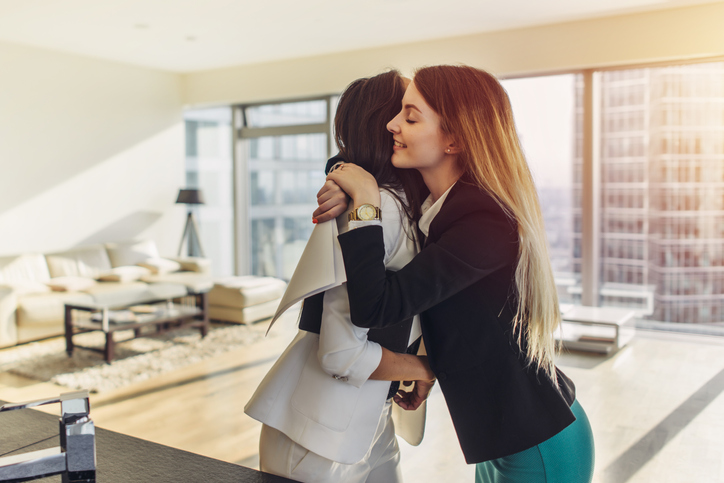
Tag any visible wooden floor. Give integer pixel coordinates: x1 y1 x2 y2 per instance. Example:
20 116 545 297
2 310 724 483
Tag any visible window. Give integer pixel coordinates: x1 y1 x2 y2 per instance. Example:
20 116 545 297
183 60 724 333
599 62 724 326
501 75 579 304
184 107 234 277
236 99 334 280
503 60 724 330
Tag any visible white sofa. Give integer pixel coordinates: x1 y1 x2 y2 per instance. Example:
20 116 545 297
0 240 213 348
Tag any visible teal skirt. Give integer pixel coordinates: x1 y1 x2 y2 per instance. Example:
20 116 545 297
475 400 595 483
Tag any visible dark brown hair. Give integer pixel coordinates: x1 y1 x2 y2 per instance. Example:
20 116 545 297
334 70 426 222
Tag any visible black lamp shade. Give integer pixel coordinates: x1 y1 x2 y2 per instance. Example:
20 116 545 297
176 189 205 205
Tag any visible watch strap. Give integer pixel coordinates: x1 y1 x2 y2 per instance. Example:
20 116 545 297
348 205 381 222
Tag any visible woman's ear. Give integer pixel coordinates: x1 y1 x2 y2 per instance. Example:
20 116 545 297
445 142 462 154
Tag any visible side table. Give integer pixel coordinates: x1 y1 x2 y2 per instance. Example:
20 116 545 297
557 305 636 354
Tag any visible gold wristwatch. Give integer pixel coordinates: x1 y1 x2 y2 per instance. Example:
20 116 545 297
348 204 381 222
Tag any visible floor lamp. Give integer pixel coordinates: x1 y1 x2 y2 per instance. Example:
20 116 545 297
176 188 205 257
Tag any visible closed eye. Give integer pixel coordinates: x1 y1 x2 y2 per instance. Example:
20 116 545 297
405 119 416 124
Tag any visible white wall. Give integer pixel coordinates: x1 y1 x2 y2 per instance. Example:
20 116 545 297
0 41 185 257
2 2 723 257
183 2 724 106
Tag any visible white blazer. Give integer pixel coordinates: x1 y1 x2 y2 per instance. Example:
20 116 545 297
245 189 425 464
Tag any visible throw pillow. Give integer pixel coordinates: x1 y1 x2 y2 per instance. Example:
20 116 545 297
137 258 182 275
174 257 212 273
46 276 97 292
105 240 160 268
97 266 152 283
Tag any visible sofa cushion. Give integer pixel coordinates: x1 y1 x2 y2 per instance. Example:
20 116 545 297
137 258 182 275
46 276 97 292
16 291 95 343
209 276 287 308
1 280 52 296
82 281 188 306
209 298 281 325
105 240 160 268
142 272 213 294
170 257 212 274
97 265 152 282
45 245 113 279
0 254 51 285
16 291 94 327
142 282 190 301
82 281 153 306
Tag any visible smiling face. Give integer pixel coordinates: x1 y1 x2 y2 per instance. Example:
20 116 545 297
386 81 456 176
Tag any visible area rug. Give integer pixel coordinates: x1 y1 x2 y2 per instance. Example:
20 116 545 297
0 323 268 394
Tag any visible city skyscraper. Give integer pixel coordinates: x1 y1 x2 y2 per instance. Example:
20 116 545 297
573 62 724 325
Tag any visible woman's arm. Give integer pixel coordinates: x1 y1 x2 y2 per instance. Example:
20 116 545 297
325 164 518 330
370 349 434 382
318 286 434 402
313 163 380 223
372 349 435 412
339 210 516 330
317 283 382 388
341 187 517 333
318 190 432 386
325 163 381 208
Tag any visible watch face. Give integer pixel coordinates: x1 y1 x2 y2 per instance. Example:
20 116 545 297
358 204 377 220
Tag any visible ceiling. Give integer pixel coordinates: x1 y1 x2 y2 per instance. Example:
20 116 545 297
0 0 719 73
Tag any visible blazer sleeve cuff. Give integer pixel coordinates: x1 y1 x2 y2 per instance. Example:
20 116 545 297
338 225 385 261
342 342 382 388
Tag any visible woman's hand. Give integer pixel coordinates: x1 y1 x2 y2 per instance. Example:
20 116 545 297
393 355 435 411
326 163 381 208
394 379 435 411
313 180 349 224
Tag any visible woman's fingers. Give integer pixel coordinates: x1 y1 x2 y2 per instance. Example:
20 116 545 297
394 379 435 411
316 179 340 202
313 199 347 223
312 180 349 223
317 180 346 205
393 390 414 410
327 165 382 207
327 164 377 196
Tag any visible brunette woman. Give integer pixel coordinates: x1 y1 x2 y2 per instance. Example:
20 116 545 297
245 70 433 483
324 65 595 483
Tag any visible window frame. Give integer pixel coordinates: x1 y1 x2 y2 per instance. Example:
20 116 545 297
232 95 337 276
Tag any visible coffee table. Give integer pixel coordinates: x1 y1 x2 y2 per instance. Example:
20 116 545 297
64 292 209 363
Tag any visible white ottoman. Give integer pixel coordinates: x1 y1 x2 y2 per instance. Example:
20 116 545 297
208 276 287 324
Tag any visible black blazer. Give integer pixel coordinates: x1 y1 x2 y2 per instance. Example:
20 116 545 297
338 180 576 464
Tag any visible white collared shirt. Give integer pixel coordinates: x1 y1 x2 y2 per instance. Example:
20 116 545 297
417 182 456 238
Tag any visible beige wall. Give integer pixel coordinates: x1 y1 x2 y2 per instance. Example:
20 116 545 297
183 2 724 107
2 2 723 257
0 41 185 257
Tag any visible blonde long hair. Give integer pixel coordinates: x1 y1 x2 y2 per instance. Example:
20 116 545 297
414 65 560 381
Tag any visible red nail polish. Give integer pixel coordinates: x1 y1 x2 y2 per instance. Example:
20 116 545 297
312 218 318 224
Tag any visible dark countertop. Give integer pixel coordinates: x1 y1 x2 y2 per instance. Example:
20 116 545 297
0 400 297 482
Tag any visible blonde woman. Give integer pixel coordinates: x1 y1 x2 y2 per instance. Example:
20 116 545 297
321 65 595 482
